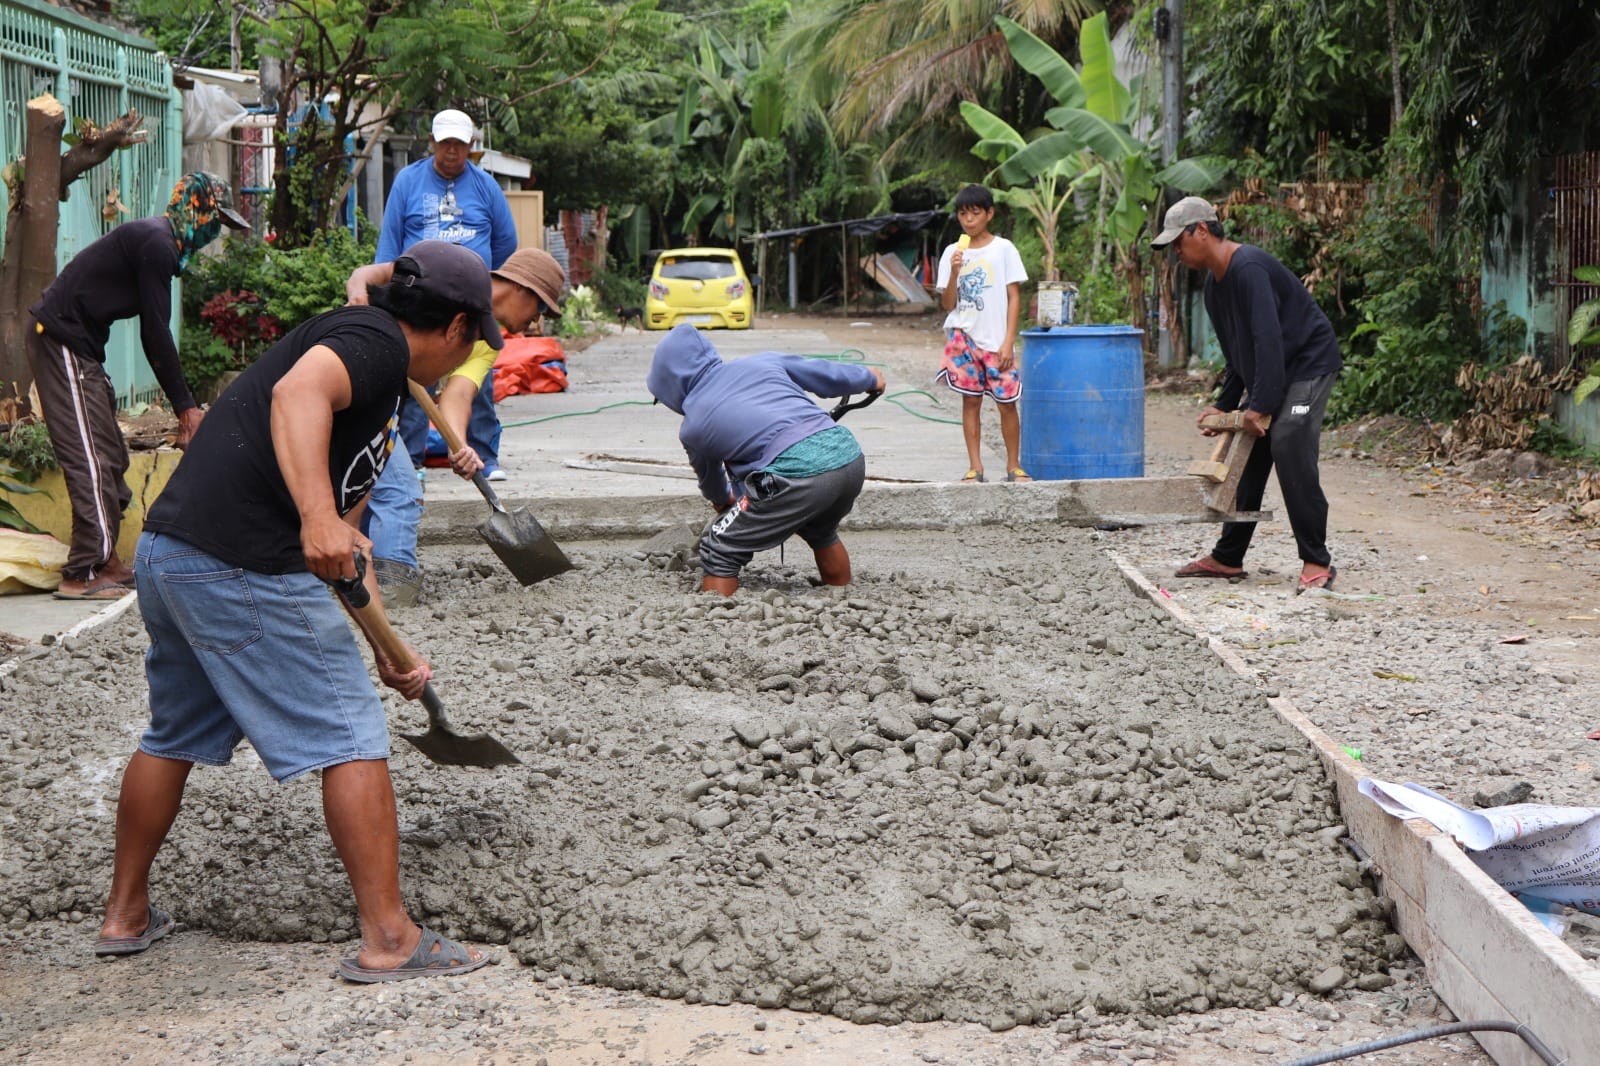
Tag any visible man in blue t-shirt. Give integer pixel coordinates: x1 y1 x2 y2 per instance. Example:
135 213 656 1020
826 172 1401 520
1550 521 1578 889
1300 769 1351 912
370 108 519 601
1154 197 1343 593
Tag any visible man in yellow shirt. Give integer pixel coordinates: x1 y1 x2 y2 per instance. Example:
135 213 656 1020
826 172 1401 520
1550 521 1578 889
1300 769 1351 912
345 248 566 602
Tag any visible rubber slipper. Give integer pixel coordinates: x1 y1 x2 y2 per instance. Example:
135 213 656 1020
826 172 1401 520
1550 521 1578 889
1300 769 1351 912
1297 565 1338 594
1005 467 1033 482
54 579 132 601
1173 560 1248 580
960 470 986 483
338 925 488 984
94 905 174 957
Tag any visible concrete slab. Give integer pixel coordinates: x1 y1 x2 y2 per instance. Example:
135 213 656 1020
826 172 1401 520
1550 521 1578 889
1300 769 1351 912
1110 551 1600 1066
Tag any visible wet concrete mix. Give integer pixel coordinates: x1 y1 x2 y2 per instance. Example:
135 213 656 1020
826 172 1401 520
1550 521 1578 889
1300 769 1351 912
0 527 1400 1029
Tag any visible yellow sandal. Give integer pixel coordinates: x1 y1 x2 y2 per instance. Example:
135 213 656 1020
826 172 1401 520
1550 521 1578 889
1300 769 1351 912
1006 467 1033 482
960 469 986 483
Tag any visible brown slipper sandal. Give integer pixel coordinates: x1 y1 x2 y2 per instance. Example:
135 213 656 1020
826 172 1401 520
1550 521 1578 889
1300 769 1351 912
1173 560 1248 580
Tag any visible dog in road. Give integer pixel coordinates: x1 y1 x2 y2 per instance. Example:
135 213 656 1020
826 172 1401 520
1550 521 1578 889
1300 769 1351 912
616 306 644 332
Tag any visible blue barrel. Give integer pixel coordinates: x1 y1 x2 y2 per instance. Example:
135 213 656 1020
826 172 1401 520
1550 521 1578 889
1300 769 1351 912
1019 326 1145 480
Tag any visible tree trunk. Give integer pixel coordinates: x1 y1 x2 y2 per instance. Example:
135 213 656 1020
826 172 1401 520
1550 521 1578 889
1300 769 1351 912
58 108 146 195
1386 0 1404 132
0 95 68 412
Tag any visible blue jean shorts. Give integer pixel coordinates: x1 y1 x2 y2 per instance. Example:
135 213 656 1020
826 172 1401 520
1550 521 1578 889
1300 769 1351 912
133 531 390 781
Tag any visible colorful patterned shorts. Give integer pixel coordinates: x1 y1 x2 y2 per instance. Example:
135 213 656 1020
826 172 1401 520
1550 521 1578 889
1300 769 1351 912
936 329 1022 402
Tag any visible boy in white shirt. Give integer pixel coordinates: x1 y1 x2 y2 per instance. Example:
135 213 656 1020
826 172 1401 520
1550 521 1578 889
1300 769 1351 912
935 184 1031 482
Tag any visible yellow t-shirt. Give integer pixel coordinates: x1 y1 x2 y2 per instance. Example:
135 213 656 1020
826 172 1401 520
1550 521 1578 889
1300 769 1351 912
448 340 497 389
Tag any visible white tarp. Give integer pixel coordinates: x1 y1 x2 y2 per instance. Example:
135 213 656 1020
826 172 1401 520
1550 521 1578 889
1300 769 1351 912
1360 778 1600 915
182 83 248 144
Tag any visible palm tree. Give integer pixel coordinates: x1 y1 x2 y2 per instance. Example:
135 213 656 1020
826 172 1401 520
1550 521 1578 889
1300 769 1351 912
774 0 1101 165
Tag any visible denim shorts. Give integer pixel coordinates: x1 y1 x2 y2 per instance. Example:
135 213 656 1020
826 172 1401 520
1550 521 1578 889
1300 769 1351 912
134 531 390 781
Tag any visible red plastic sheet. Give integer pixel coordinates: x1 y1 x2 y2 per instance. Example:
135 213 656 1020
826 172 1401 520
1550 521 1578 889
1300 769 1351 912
493 335 568 400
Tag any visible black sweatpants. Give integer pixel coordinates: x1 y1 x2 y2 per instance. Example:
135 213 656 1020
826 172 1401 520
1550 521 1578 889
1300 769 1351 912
24 318 133 582
1211 372 1337 569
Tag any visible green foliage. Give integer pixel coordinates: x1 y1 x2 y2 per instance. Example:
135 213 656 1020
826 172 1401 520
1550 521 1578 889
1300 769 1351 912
0 460 46 534
589 268 647 313
0 423 57 483
255 228 377 325
180 322 240 398
1325 188 1497 421
1567 267 1600 405
1187 0 1392 176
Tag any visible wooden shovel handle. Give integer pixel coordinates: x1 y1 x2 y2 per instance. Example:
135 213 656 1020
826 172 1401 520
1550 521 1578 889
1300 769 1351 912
335 568 418 673
408 380 467 455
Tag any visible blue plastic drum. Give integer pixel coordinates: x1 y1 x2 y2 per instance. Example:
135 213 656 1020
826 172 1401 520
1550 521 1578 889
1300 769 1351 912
1018 325 1145 480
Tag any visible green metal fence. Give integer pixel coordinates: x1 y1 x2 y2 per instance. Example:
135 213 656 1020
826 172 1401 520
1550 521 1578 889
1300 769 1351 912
1 0 182 407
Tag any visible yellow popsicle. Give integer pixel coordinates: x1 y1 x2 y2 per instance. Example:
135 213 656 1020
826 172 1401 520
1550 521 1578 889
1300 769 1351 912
957 234 971 250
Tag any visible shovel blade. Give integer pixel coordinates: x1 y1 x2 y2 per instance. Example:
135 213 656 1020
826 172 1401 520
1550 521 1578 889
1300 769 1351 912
477 507 573 585
400 727 521 768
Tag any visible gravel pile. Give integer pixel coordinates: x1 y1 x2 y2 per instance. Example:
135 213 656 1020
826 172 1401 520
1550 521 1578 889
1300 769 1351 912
0 527 1399 1029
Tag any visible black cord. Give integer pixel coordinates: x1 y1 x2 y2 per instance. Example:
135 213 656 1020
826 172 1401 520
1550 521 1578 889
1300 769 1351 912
1278 1020 1562 1066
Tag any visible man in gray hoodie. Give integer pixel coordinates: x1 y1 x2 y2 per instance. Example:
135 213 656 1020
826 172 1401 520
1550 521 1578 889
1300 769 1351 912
647 324 884 595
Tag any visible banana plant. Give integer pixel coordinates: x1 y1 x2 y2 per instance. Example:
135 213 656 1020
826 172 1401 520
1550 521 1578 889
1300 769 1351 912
1568 266 1600 404
962 13 1225 297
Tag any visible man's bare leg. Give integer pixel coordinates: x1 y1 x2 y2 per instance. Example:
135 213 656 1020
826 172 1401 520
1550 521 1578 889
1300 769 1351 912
99 751 192 940
323 759 481 970
814 540 851 586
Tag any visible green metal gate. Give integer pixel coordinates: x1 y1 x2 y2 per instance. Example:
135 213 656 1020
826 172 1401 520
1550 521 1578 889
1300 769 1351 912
1 0 182 407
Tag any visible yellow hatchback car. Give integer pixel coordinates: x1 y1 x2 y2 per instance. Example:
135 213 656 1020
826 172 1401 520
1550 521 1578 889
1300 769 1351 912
645 247 755 330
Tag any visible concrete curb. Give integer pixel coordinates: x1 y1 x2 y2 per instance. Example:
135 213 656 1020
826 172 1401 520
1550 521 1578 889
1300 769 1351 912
418 476 1238 545
1109 551 1600 1066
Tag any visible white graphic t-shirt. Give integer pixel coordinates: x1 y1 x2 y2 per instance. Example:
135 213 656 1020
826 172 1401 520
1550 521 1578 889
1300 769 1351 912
936 235 1028 352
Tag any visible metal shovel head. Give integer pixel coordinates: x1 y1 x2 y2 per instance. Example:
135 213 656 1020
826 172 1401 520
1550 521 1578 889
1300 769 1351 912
477 507 574 585
401 727 521 768
400 683 521 768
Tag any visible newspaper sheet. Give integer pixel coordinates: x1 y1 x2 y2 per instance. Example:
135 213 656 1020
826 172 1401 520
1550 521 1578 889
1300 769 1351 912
1359 778 1600 914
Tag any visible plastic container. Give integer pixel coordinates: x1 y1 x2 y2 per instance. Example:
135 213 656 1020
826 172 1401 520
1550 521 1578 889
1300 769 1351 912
1019 325 1145 480
1035 282 1078 327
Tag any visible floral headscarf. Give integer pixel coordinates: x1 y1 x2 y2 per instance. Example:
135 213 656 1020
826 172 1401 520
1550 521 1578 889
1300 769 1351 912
165 171 233 270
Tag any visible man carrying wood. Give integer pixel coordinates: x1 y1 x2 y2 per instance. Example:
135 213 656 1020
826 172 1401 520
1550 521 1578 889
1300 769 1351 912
1154 197 1343 592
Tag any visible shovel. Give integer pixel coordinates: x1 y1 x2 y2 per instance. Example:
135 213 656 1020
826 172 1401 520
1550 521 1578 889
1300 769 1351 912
332 554 520 768
408 380 573 585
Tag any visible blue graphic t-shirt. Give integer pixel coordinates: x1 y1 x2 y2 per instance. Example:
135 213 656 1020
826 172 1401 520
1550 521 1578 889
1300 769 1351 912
375 158 517 269
936 235 1028 351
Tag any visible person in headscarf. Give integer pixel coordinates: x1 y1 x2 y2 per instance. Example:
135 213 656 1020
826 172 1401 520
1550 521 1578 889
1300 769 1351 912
25 171 249 600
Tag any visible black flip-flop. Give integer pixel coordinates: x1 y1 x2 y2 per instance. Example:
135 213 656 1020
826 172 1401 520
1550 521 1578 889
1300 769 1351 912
93 905 174 957
338 925 488 984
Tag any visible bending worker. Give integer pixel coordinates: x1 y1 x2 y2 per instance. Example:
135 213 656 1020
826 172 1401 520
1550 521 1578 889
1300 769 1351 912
26 172 247 600
647 324 885 595
346 247 567 603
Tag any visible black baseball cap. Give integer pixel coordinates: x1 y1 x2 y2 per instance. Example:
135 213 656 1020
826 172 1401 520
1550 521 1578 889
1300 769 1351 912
393 241 505 349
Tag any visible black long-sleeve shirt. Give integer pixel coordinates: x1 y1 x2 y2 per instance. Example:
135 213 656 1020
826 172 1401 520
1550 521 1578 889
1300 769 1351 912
1203 244 1342 415
29 216 195 413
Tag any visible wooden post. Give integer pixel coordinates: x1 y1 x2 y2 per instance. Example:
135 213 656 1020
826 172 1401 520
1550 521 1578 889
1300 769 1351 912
0 95 68 408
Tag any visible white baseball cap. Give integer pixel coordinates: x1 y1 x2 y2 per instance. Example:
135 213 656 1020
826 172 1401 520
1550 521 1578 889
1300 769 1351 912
431 109 476 145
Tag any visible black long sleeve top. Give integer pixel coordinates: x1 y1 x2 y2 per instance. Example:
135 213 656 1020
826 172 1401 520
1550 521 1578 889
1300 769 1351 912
29 216 195 413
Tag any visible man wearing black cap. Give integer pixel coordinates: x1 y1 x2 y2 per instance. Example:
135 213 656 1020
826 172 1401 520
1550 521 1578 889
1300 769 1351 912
94 240 501 984
345 246 566 602
26 171 248 600
1153 196 1343 592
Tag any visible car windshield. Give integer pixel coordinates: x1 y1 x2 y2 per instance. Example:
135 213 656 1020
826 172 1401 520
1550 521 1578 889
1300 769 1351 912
659 256 739 281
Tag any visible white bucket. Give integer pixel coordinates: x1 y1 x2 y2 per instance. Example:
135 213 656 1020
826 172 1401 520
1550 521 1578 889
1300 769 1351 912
1036 282 1078 327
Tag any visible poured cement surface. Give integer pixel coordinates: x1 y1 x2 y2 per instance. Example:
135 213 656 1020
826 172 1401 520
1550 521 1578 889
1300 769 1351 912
0 527 1397 1030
